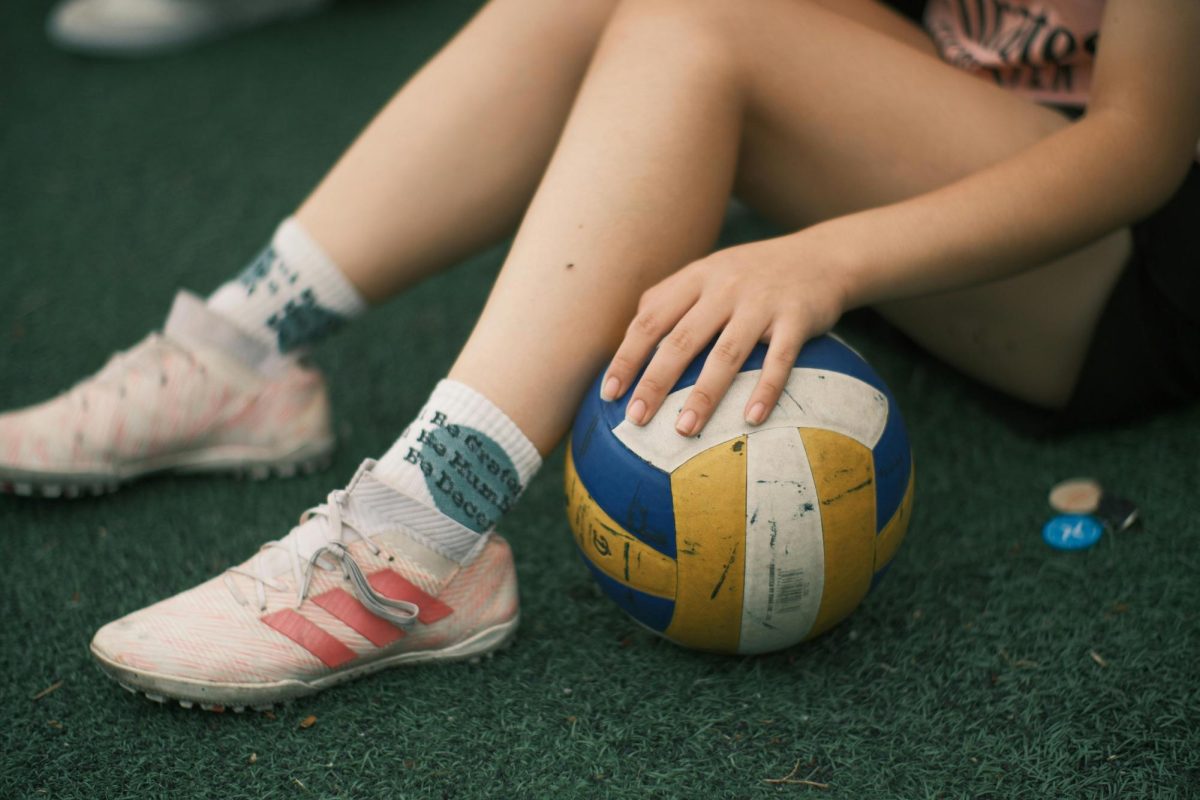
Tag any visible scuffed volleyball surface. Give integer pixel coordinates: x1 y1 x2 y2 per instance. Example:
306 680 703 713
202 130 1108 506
566 335 914 654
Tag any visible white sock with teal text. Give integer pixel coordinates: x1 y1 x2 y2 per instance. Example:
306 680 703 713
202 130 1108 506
207 217 365 362
373 380 543 537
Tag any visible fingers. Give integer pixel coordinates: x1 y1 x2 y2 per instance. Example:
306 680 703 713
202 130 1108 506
602 280 809 436
743 324 804 426
672 315 766 436
623 301 728 428
600 251 825 437
601 277 699 404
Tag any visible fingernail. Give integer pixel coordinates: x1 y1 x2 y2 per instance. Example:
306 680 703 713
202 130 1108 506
601 376 620 401
746 402 765 425
675 408 697 436
627 398 647 425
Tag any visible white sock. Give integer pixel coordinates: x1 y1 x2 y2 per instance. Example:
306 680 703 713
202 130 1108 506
373 380 543 537
207 217 365 360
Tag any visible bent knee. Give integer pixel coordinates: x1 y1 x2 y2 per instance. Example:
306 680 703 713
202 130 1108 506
598 0 899 99
601 0 747 76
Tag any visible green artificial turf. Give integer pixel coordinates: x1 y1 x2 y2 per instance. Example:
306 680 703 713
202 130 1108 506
2 2 1199 797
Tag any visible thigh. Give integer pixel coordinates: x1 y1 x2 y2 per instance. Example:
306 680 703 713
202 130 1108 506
718 0 1132 408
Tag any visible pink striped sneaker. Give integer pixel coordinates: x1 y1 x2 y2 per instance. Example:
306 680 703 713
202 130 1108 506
0 291 333 497
90 460 520 710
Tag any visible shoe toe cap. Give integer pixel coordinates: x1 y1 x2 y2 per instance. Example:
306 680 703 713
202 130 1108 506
91 580 329 687
91 613 173 675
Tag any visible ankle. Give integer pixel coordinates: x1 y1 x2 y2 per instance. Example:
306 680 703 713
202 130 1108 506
206 217 366 358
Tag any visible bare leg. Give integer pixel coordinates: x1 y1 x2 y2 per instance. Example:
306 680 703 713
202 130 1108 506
294 0 618 303
448 0 1131 455
449 3 744 452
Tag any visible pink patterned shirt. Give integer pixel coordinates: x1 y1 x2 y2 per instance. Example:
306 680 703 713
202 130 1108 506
924 0 1103 108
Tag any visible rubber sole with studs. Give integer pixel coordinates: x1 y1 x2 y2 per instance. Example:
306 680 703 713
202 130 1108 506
94 616 518 711
0 441 333 499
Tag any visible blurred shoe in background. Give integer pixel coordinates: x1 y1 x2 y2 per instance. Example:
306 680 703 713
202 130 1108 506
47 0 330 56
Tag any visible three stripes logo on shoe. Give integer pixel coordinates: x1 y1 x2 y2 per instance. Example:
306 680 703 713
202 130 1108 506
262 568 454 668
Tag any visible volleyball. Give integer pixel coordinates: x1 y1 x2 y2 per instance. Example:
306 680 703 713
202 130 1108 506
564 334 914 655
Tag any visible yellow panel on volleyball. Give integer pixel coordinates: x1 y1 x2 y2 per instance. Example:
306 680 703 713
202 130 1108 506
665 435 748 652
799 427 877 640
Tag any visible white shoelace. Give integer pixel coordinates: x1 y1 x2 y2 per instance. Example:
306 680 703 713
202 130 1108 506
71 334 182 407
225 488 421 627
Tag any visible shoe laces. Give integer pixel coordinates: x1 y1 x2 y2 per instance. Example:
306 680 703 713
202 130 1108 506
71 333 190 406
225 488 421 628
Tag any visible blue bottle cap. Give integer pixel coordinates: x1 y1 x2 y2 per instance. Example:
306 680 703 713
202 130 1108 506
1042 514 1104 551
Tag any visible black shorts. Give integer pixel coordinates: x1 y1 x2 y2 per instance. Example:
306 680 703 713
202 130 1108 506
1051 161 1200 432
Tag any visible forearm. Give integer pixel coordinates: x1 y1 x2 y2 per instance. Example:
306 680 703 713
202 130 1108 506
823 110 1197 310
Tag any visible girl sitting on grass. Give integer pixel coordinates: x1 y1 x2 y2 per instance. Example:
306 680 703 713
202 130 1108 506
1 0 1196 709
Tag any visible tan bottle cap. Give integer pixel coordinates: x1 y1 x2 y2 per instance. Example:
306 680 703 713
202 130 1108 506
1048 477 1103 515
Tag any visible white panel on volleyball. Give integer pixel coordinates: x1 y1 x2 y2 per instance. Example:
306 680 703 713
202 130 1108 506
612 367 888 473
739 426 825 653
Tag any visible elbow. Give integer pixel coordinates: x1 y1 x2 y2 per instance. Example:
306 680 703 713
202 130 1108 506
1091 109 1199 220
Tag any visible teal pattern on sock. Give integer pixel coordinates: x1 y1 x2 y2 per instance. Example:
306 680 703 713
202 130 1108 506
236 245 277 295
208 218 365 361
266 289 346 353
402 421 521 532
236 244 303 299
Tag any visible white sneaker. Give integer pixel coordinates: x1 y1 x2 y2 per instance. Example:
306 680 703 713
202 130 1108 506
46 0 329 57
0 291 334 497
91 461 520 710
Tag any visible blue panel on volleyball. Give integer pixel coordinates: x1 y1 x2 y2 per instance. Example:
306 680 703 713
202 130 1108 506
581 558 674 633
571 380 678 559
871 408 911 533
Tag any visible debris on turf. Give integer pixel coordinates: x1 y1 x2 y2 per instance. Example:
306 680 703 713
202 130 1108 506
1090 650 1109 668
1096 494 1140 533
31 680 63 701
764 759 831 789
247 752 258 765
1041 477 1146 552
998 648 1039 669
299 714 317 729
